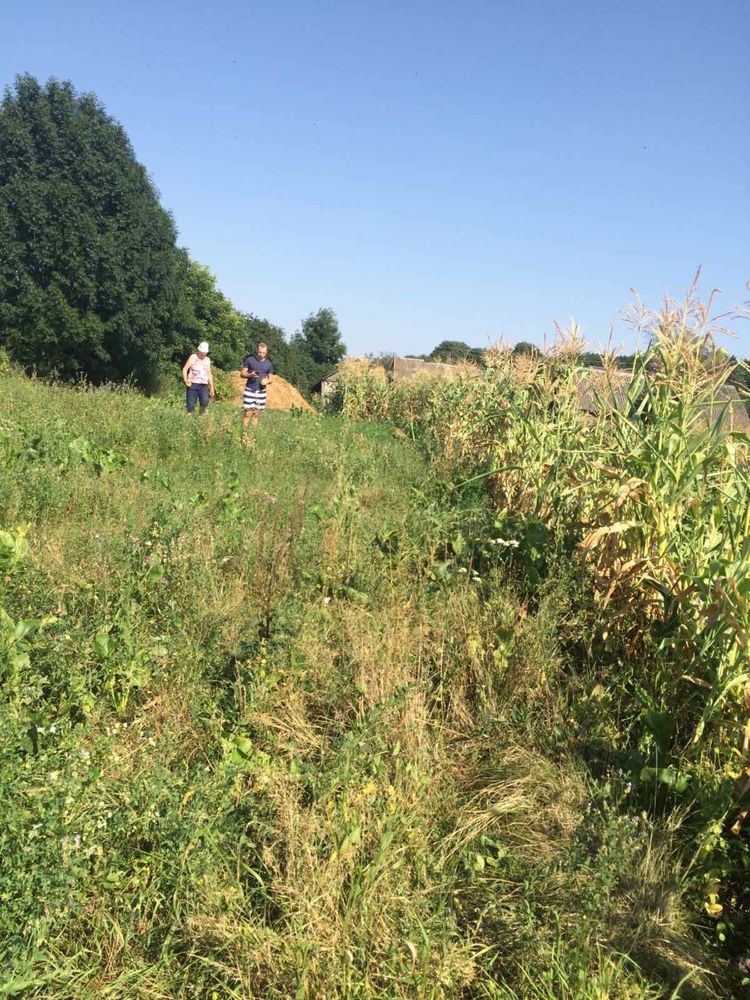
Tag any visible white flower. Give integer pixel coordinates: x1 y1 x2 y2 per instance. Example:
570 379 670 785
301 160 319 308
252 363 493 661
492 538 520 548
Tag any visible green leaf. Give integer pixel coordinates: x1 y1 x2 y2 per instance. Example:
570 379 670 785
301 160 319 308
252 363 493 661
13 618 39 641
338 825 362 857
640 765 691 794
451 532 466 556
94 631 110 659
224 734 253 764
643 710 675 756
146 560 165 584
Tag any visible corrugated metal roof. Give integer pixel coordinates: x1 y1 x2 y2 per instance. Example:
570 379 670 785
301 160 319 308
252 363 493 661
389 357 460 380
574 369 632 413
694 384 750 433
574 368 750 433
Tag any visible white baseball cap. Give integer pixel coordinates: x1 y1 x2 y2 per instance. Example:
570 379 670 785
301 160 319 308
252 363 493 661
197 341 209 354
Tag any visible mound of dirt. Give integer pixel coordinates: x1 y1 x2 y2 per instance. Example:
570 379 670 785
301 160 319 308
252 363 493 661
228 371 315 413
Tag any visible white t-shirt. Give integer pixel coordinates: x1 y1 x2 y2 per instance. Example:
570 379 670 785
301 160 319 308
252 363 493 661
186 354 211 384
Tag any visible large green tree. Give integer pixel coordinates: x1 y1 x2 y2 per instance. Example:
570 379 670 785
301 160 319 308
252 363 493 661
294 307 345 367
0 75 182 384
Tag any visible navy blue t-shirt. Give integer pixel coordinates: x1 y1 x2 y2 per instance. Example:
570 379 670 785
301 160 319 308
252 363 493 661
242 355 274 391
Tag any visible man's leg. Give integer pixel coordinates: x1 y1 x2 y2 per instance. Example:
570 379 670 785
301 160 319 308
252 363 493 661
252 391 267 426
186 385 197 416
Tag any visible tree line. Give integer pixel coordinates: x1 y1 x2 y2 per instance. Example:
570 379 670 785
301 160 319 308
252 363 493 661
0 75 344 394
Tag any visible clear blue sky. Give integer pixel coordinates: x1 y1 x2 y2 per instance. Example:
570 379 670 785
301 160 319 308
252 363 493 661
2 0 749 356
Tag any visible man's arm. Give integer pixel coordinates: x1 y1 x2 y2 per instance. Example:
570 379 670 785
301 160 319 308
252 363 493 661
182 356 193 386
208 364 215 398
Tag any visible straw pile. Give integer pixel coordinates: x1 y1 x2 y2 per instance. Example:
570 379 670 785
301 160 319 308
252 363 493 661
228 371 315 412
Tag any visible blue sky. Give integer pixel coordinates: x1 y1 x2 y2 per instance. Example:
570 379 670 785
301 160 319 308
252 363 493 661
2 0 749 356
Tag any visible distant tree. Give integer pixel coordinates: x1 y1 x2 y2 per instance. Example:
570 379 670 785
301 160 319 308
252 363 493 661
429 340 486 366
512 341 540 357
580 351 603 367
0 75 183 385
616 353 638 370
295 307 345 366
366 351 394 371
174 259 246 369
430 340 472 361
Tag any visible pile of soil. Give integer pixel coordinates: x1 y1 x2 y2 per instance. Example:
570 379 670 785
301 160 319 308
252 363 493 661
228 371 315 413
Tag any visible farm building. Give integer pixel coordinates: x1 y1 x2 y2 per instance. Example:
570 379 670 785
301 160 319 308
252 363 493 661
574 368 750 433
312 370 339 403
692 384 750 433
313 357 460 400
574 369 632 414
388 356 461 381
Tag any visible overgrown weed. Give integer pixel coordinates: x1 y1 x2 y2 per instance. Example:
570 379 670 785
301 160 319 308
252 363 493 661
0 358 738 997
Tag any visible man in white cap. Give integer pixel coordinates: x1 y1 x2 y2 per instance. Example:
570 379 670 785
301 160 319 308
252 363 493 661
182 342 215 416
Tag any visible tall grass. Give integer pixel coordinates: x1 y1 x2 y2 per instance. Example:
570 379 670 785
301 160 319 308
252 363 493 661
331 288 750 965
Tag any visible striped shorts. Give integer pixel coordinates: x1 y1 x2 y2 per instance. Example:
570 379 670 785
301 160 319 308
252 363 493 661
243 388 268 411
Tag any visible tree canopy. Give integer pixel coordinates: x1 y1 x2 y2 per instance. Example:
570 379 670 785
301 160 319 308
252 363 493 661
0 74 183 385
429 340 485 365
173 258 246 370
295 308 345 367
512 341 540 357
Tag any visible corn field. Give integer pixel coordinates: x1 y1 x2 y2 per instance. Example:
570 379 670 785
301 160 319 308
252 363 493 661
332 291 750 895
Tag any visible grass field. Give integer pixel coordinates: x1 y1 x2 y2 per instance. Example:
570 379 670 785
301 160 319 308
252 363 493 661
0 371 741 998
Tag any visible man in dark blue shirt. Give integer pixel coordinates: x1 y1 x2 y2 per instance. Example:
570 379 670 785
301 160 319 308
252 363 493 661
241 342 275 428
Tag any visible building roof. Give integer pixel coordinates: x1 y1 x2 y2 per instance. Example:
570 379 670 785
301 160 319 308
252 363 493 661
311 371 339 393
574 369 631 413
694 384 750 434
573 368 750 433
389 356 461 379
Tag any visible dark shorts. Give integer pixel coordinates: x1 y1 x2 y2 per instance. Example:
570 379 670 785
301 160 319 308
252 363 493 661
186 383 210 412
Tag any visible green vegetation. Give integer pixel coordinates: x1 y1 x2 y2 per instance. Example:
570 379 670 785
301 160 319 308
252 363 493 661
331 293 750 996
294 307 346 368
428 341 486 367
1 323 743 997
0 75 182 386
